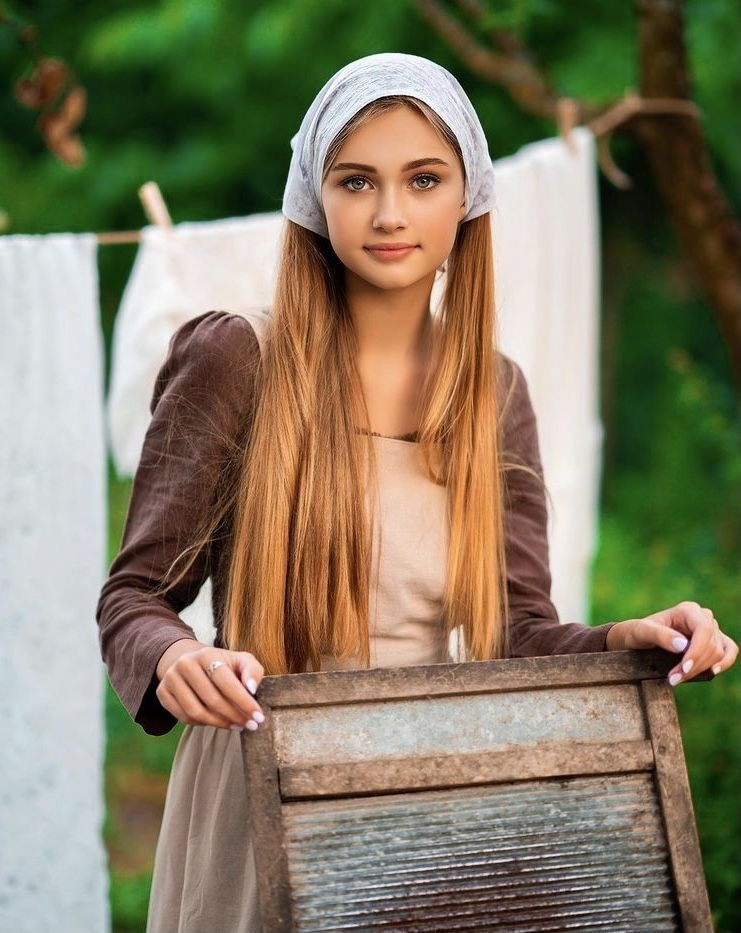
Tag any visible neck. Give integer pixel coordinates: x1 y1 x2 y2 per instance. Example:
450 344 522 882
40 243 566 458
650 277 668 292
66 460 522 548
346 270 436 367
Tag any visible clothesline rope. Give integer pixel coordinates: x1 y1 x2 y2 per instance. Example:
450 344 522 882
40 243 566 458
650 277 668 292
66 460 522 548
94 92 702 245
96 180 171 244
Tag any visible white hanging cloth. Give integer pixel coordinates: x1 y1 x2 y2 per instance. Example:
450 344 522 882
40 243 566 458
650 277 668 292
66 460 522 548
0 233 110 932
106 127 602 628
494 126 603 624
106 212 284 477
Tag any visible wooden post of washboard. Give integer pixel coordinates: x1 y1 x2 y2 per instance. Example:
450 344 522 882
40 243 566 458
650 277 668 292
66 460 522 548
242 648 714 931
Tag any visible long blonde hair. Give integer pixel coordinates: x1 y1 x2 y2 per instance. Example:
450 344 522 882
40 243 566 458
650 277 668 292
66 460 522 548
156 94 522 674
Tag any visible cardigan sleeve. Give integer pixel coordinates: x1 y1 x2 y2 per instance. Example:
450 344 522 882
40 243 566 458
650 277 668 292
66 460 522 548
96 310 261 735
499 354 618 657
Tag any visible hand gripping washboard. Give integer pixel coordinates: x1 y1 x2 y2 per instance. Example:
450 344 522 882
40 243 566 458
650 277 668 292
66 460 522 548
241 649 713 931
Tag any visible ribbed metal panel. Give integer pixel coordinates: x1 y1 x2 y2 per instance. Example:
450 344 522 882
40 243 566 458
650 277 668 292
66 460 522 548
284 773 679 931
273 685 645 768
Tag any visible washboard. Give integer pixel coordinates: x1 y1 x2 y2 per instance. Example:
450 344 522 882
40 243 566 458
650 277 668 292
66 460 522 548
242 648 713 931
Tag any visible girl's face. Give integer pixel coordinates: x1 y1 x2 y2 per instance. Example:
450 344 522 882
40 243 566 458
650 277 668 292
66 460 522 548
321 106 467 292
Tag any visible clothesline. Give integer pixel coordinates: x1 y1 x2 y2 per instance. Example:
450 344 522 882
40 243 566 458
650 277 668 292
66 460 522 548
93 93 701 245
96 179 172 245
97 230 142 244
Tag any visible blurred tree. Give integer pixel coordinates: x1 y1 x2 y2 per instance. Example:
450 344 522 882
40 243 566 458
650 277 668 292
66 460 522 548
1 8 87 166
1 1 738 928
412 0 741 393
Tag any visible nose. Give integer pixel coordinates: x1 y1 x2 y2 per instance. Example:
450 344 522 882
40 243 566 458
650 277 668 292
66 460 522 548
372 186 408 232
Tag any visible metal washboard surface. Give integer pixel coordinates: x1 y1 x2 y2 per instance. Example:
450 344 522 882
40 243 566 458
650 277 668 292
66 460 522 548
285 774 677 930
243 651 715 931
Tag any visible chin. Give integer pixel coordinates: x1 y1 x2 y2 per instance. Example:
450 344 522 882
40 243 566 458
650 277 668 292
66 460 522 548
359 257 440 286
364 271 430 291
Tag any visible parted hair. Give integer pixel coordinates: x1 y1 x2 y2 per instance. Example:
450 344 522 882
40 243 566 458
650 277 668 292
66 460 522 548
154 95 529 674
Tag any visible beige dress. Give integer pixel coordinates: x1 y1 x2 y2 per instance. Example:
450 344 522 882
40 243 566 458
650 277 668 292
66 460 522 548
94 310 616 931
146 433 453 933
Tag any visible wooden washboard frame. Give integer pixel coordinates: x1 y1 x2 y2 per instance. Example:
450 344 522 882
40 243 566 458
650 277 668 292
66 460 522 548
241 649 714 931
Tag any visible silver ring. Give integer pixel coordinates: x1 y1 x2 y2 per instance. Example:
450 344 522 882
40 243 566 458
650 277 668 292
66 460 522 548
206 660 226 679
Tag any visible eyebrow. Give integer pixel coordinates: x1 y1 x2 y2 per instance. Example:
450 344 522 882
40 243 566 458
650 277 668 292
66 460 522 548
330 157 450 173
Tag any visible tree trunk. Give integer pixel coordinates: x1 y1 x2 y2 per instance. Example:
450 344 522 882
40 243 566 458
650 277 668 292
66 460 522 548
412 0 741 396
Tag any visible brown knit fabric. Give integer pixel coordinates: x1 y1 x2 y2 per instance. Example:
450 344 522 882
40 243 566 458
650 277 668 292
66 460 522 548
96 309 617 739
96 309 618 931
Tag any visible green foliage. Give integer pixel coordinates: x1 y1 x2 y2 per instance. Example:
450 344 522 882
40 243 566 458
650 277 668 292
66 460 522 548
591 341 741 931
109 873 153 933
686 0 741 195
105 675 183 776
2 1 739 929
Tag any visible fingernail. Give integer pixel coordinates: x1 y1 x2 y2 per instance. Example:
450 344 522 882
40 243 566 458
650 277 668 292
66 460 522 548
252 710 265 724
668 672 682 686
682 659 694 674
672 636 689 652
712 664 721 675
245 720 259 731
246 677 258 695
230 724 244 733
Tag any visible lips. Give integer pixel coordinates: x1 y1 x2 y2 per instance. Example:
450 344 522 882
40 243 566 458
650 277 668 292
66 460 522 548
365 244 419 261
366 242 417 250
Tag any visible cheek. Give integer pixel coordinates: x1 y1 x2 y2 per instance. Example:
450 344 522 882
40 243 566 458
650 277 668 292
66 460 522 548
322 191 358 239
414 202 463 251
326 218 357 260
322 184 463 244
424 185 464 220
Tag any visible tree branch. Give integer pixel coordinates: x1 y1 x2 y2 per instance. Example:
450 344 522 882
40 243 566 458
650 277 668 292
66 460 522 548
633 0 741 389
412 0 604 122
411 0 741 392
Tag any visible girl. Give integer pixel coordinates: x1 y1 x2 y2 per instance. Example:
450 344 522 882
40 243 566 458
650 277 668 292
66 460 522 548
96 52 737 931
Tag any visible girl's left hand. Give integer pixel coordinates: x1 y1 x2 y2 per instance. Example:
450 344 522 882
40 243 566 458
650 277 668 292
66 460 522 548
606 600 738 686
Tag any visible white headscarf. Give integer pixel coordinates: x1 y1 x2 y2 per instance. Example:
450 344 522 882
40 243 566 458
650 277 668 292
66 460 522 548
281 52 496 239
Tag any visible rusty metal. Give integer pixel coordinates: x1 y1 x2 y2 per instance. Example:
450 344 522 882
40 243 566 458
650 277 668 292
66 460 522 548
284 775 676 930
242 649 713 931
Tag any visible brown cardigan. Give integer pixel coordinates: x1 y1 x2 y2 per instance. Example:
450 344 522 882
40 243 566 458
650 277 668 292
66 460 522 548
96 310 617 735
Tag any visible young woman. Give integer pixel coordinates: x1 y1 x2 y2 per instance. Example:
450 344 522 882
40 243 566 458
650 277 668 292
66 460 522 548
96 52 737 931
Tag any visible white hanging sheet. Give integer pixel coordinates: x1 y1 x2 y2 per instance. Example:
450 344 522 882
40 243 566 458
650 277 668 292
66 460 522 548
0 232 110 932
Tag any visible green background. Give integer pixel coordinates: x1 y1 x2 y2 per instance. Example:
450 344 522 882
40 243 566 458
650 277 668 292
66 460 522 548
2 1 739 929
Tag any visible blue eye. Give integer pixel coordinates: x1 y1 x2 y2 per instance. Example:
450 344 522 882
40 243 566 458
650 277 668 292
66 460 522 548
341 173 441 192
343 176 369 192
413 174 440 190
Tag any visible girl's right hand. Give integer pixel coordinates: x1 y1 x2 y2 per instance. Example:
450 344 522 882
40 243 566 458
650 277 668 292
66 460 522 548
155 640 266 733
